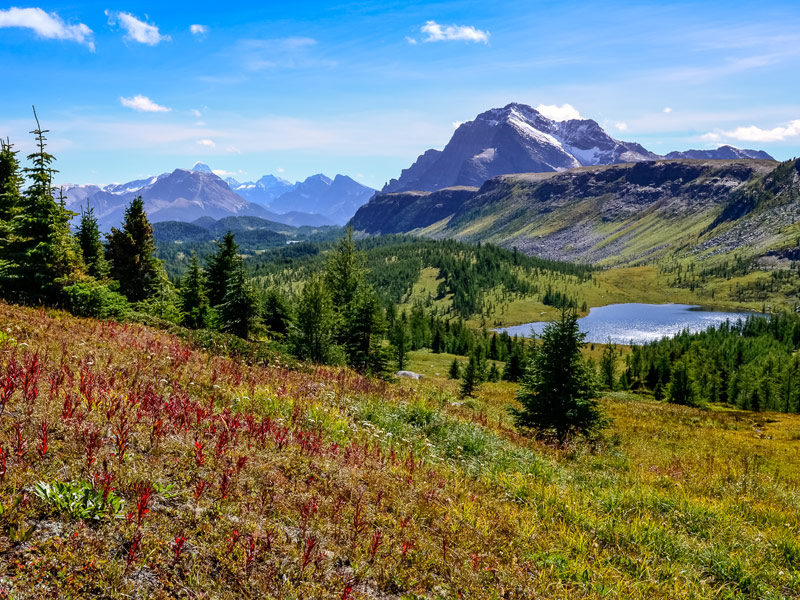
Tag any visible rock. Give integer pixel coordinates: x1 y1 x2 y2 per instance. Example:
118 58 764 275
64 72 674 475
395 371 423 380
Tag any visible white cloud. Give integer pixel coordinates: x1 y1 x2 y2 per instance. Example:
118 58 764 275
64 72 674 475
191 109 202 117
708 120 800 143
452 121 464 129
106 11 170 45
535 103 582 121
405 36 418 45
196 139 216 147
120 95 171 113
277 167 285 173
615 122 628 131
0 7 94 51
420 21 489 44
190 24 208 36
212 169 236 176
663 107 672 113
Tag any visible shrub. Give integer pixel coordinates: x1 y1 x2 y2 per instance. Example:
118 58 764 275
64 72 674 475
62 280 131 320
33 480 124 521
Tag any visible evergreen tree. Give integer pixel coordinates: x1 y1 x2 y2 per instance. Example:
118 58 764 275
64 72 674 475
487 362 500 382
262 288 293 338
391 310 410 370
179 253 210 329
599 341 618 390
668 358 696 406
512 309 604 441
459 350 480 398
0 139 23 286
206 231 240 307
502 345 526 382
345 284 388 374
6 111 80 301
448 358 461 380
76 205 109 279
106 196 162 302
291 275 336 363
324 226 364 312
218 265 260 339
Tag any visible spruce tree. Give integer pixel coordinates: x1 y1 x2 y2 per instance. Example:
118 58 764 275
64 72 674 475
0 139 23 288
106 196 162 302
391 311 410 370
324 226 364 312
599 341 618 390
218 265 260 339
345 284 387 373
179 253 210 329
206 230 239 307
512 309 604 441
76 205 109 279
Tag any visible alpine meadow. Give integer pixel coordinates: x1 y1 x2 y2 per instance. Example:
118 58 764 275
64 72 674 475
2 2 800 599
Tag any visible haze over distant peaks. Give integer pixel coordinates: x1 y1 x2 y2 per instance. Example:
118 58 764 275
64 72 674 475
384 103 774 193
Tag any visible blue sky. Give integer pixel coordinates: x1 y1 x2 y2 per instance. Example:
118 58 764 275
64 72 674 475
1 1 799 188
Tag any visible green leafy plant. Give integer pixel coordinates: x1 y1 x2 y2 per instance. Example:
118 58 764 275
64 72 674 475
33 480 124 521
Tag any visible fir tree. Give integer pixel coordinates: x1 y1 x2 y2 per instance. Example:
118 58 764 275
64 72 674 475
512 309 604 441
324 226 364 312
218 265 260 339
0 139 23 287
345 284 387 374
502 345 526 382
76 205 109 279
391 311 410 370
599 341 618 390
206 231 240 307
179 253 210 329
106 196 162 302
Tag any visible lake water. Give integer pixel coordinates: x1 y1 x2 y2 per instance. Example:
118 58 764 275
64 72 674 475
495 303 760 345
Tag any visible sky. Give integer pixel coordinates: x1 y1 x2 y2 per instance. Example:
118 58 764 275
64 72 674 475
1 0 799 189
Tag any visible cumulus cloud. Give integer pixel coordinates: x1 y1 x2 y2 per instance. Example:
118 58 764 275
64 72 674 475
418 21 489 44
452 121 464 129
196 139 216 147
535 103 582 121
0 7 94 50
615 122 629 131
106 11 170 45
704 119 800 143
190 24 208 36
120 95 171 113
212 169 236 176
663 107 673 113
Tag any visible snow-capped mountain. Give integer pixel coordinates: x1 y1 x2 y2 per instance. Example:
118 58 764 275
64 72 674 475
224 173 296 206
383 103 772 192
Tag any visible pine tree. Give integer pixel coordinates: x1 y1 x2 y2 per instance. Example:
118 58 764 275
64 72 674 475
106 196 162 302
179 253 210 329
512 309 604 441
291 275 336 363
206 231 240 307
76 205 109 279
448 358 461 380
218 265 260 339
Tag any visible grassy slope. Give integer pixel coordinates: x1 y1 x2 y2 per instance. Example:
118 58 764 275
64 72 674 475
1 304 799 598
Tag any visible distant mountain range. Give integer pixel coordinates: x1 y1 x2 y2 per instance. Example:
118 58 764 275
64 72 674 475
224 170 375 225
60 164 375 231
383 103 774 192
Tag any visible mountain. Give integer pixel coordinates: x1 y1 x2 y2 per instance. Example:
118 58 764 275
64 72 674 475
352 158 800 265
226 174 296 206
664 145 774 160
383 103 772 193
61 169 334 230
191 162 214 174
267 174 375 225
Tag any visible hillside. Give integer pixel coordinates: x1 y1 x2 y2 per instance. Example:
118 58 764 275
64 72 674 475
1 302 800 598
353 158 800 265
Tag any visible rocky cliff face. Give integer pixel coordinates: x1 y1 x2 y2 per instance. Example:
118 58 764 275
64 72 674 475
353 158 799 265
383 103 773 194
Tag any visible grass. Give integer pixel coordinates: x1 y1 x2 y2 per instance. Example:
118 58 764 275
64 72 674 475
1 302 799 598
